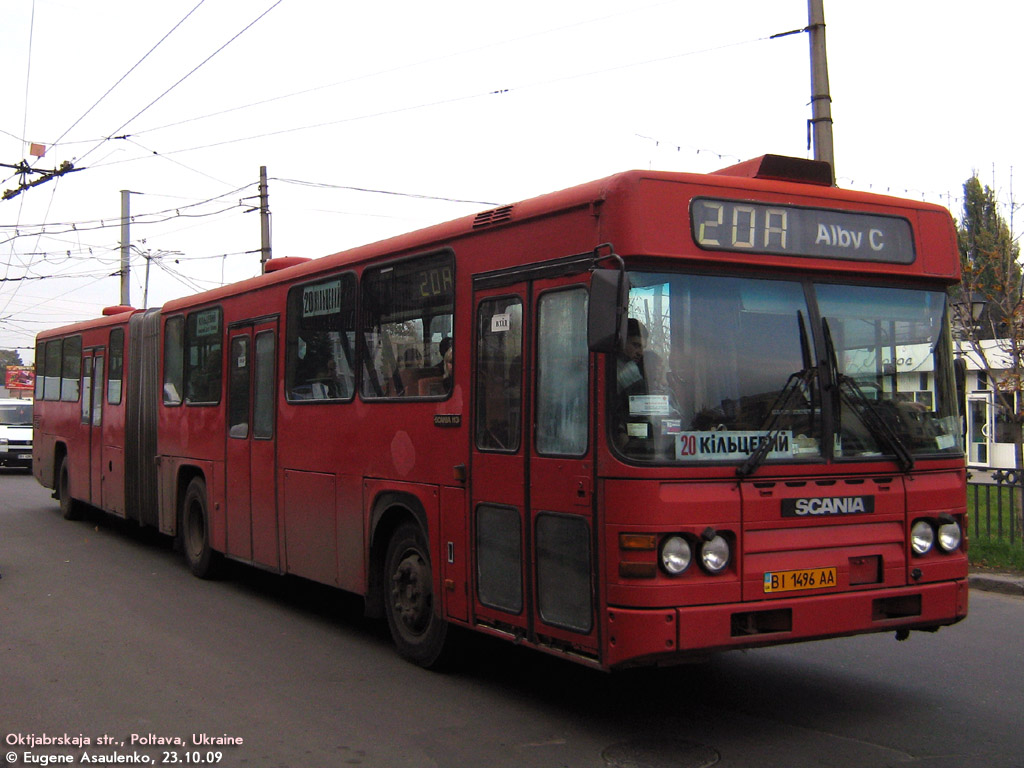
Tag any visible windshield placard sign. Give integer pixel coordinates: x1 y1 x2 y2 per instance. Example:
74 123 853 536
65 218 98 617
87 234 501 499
675 430 795 461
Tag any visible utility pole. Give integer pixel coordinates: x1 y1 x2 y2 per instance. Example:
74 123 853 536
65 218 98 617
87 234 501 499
120 190 131 306
807 0 835 183
259 166 272 271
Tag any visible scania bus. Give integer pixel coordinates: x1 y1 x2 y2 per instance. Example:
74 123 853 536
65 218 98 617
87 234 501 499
33 155 968 669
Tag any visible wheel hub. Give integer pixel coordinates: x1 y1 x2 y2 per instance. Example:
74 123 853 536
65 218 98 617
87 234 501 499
391 552 430 634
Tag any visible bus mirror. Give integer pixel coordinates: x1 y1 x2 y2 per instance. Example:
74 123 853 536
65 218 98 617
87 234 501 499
588 269 629 353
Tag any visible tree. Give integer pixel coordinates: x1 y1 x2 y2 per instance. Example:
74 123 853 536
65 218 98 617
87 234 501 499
958 176 1021 301
0 349 24 370
955 174 1024 531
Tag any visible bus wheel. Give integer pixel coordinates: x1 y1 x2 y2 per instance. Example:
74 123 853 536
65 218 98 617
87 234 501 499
384 522 448 667
58 456 82 521
181 477 220 579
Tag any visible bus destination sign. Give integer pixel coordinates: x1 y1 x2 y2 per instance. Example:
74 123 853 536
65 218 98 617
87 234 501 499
691 198 915 264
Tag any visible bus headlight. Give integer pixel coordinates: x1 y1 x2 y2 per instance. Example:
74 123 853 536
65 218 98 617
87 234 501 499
700 534 731 574
937 518 962 553
910 520 935 556
659 535 692 575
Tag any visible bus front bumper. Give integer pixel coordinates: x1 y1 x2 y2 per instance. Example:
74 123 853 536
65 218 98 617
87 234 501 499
604 579 968 669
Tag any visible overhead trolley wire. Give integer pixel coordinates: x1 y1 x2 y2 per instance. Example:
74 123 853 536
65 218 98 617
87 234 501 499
121 0 685 141
76 0 285 167
47 0 209 156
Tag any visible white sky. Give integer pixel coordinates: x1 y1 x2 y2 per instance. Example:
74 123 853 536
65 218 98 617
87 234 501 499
2 0 1020 362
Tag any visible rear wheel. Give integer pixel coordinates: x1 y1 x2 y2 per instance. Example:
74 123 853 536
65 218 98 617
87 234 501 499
384 522 449 667
181 477 221 578
58 456 82 520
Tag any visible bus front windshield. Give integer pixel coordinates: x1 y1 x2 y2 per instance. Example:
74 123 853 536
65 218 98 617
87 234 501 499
612 271 962 467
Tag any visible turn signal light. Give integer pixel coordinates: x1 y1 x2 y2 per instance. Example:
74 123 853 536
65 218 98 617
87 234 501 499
619 533 657 550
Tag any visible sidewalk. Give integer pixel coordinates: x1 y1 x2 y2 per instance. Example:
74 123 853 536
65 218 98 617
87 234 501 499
969 569 1024 597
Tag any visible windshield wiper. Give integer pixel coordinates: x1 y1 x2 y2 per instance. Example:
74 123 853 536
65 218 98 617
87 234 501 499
737 312 816 479
822 318 914 473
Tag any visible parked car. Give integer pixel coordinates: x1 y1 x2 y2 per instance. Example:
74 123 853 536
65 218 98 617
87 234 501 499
0 398 33 470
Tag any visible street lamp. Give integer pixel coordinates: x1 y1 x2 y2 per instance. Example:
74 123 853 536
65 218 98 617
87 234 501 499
131 246 183 308
953 292 987 340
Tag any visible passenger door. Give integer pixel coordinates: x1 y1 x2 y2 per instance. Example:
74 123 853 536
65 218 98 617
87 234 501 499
225 319 280 568
470 274 596 652
470 285 529 635
526 278 596 650
80 350 104 507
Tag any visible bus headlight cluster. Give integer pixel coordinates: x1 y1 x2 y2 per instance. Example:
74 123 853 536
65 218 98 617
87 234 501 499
659 531 731 575
911 516 962 556
623 530 734 579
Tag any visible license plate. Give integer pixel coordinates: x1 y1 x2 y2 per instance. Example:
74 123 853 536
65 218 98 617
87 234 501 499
17 454 32 460
763 567 837 593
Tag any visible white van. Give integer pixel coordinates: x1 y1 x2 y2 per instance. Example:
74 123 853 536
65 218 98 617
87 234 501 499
0 398 33 470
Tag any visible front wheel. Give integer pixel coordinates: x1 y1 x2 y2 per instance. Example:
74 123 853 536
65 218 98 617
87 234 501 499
181 477 221 579
383 522 449 667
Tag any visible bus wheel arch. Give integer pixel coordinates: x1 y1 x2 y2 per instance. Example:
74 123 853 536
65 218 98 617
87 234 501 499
178 470 221 579
369 494 448 667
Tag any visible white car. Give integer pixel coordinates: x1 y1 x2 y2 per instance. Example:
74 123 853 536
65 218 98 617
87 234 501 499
0 398 33 470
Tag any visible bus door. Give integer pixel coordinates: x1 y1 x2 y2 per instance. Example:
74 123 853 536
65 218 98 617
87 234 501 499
81 349 104 507
225 319 280 568
471 276 596 652
471 285 529 636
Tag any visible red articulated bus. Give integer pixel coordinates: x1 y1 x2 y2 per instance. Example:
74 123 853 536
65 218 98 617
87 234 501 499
33 156 968 669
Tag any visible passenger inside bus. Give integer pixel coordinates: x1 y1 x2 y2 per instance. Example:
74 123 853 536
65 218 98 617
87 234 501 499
411 338 451 396
614 319 649 448
312 357 344 399
187 349 221 403
442 346 453 390
617 319 647 397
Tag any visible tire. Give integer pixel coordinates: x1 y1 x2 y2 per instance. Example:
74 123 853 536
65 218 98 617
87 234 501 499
383 522 449 667
58 456 82 521
181 477 221 579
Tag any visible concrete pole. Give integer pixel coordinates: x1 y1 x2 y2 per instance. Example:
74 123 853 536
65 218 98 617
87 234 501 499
259 166 272 271
120 189 131 306
807 0 835 183
143 251 151 309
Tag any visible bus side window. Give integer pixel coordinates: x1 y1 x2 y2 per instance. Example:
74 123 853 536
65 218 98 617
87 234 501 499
35 339 46 400
285 274 356 402
476 299 522 451
61 335 82 402
360 252 454 399
108 328 125 405
163 316 185 405
536 288 588 456
184 308 223 405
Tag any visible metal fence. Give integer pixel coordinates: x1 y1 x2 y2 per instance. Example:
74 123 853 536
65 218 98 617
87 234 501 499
966 468 1023 546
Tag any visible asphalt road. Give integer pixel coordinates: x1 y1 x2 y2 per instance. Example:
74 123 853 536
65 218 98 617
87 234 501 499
2 469 1022 768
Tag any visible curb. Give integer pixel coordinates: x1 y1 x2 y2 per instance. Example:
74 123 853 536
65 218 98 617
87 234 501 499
968 572 1024 597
